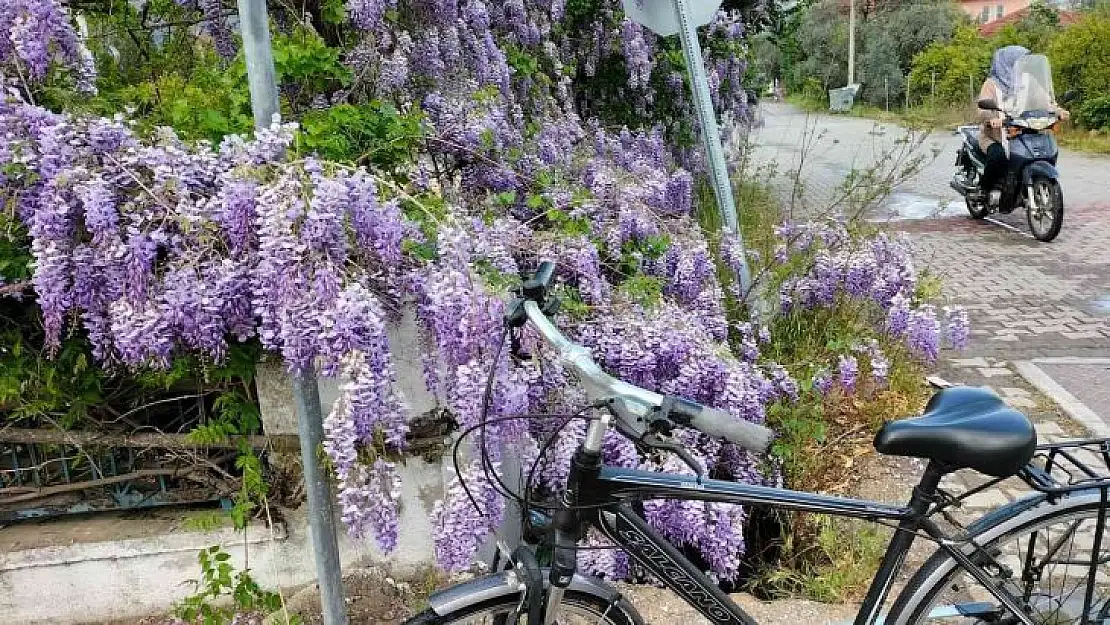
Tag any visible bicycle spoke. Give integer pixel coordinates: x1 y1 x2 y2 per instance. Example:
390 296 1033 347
908 508 1110 624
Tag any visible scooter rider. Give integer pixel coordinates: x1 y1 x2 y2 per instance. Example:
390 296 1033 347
977 45 1069 209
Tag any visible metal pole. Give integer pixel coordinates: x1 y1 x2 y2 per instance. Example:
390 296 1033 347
885 76 889 111
236 1 348 623
672 0 752 298
848 0 856 86
292 374 348 625
238 0 280 126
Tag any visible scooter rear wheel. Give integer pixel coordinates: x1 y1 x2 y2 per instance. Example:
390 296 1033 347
1026 176 1064 242
966 196 989 220
959 169 988 219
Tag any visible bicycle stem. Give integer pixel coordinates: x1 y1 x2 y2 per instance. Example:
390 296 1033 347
583 411 611 454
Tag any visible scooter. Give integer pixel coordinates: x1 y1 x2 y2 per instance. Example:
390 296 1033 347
950 96 1066 242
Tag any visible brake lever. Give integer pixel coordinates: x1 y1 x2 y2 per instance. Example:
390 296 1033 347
640 431 706 479
604 397 707 478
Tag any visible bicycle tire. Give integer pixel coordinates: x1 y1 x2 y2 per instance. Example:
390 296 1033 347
404 589 643 625
885 492 1108 624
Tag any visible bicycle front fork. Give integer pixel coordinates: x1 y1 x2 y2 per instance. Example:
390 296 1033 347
542 520 577 625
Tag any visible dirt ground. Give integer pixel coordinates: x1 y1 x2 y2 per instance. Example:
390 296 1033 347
282 568 432 624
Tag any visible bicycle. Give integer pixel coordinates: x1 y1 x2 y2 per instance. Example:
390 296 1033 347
407 262 1110 625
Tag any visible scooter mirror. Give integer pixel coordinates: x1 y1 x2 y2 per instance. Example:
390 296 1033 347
977 97 1001 111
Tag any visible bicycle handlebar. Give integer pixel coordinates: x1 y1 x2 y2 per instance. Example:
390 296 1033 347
662 396 775 454
522 299 774 454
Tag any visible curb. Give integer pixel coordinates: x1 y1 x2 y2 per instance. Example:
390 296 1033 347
1014 357 1110 437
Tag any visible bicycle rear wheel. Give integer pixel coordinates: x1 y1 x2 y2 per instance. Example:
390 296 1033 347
887 493 1110 624
405 589 642 625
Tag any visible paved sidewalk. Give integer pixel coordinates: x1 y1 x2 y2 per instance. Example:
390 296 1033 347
748 102 1110 513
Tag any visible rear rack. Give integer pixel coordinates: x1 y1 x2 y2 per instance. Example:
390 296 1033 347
1019 438 1110 495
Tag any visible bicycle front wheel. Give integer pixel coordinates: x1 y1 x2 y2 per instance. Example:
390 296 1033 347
405 588 643 625
887 492 1110 624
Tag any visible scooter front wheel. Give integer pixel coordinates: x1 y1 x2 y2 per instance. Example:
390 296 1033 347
1026 176 1064 242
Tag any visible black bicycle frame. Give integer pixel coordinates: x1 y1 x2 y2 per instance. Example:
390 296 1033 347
554 461 1041 625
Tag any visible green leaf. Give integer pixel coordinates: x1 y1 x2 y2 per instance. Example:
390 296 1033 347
619 275 664 309
321 0 347 24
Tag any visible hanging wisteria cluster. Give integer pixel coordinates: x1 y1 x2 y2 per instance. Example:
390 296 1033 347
172 0 237 60
0 92 415 544
337 0 755 175
1 0 968 584
1 0 96 94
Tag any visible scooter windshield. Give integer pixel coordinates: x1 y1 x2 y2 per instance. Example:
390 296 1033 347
1007 54 1056 117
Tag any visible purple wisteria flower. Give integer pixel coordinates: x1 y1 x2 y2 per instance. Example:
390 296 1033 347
812 369 834 397
838 354 859 393
769 364 800 402
907 305 941 363
886 294 911 337
944 306 970 350
870 348 890 389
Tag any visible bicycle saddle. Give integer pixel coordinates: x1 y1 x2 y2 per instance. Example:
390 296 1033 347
874 386 1037 478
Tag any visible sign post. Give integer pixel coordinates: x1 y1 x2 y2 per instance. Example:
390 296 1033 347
623 0 753 301
236 0 349 623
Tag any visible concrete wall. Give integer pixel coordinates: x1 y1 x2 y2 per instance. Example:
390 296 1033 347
0 308 452 624
255 306 450 568
0 498 440 624
256 308 440 436
254 305 447 573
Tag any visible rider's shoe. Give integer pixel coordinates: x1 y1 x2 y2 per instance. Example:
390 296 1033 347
989 189 1002 208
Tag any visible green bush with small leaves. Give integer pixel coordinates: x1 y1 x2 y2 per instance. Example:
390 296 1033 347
1077 95 1110 130
175 546 299 625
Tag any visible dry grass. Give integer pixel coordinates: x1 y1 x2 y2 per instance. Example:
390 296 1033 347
1055 124 1110 155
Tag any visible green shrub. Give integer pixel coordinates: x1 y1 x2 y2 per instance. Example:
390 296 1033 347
174 546 298 625
907 26 991 105
858 33 905 107
867 1 963 73
1077 95 1110 130
791 0 849 92
299 102 425 168
1049 11 1110 120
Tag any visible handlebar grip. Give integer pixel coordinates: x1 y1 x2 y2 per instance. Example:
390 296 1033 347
666 397 774 453
524 261 557 302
